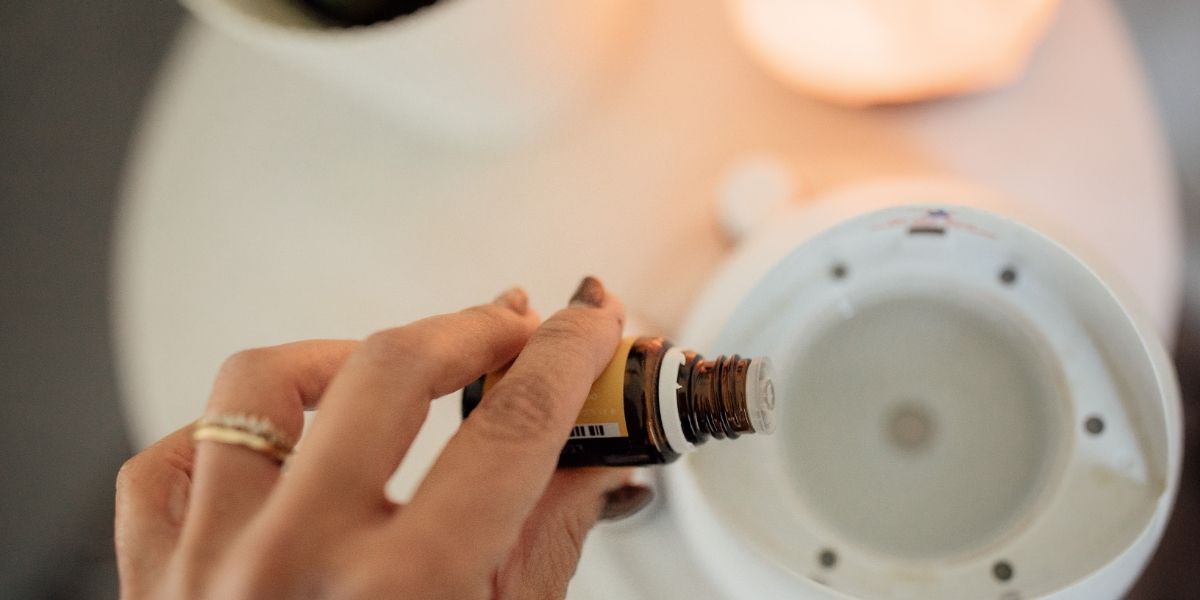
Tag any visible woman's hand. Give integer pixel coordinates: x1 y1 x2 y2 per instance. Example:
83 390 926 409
114 277 652 599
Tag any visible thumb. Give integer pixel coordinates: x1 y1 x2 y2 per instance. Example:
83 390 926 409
495 468 654 599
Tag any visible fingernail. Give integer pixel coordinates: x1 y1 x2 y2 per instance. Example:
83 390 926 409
494 287 529 315
569 276 605 308
600 484 654 521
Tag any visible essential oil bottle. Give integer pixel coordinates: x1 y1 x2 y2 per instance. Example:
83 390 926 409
462 336 776 467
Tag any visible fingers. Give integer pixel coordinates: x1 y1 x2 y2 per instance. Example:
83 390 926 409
495 468 649 600
402 277 625 570
279 289 540 514
182 340 358 558
114 425 194 597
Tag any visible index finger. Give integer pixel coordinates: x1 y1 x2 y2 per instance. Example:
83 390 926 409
400 277 624 568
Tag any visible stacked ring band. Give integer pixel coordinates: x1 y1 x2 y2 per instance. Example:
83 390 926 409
192 413 296 463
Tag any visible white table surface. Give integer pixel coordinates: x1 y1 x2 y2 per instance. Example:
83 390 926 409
115 0 1180 596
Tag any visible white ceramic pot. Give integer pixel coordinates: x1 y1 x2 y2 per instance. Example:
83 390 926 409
179 0 635 146
666 179 1181 599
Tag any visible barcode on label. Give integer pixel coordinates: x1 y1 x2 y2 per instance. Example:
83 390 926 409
569 422 621 439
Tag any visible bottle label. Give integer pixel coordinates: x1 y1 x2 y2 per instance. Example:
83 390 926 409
568 423 622 439
571 335 634 438
571 336 638 439
482 336 634 439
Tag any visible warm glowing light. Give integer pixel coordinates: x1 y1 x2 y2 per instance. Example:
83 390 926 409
728 0 1061 106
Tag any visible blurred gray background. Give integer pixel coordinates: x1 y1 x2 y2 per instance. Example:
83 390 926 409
0 1 1196 597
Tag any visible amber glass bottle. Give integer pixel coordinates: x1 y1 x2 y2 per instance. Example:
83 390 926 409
462 336 776 467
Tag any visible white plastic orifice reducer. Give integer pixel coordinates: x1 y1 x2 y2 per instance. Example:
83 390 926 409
666 180 1181 599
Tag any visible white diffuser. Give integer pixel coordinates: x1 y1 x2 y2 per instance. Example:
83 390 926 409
662 180 1181 599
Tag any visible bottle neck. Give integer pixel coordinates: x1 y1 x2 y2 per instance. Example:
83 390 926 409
677 353 756 444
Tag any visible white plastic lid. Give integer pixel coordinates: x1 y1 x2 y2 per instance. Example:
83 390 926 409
745 356 776 434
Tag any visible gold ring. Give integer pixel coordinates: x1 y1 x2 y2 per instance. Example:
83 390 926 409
192 413 296 463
